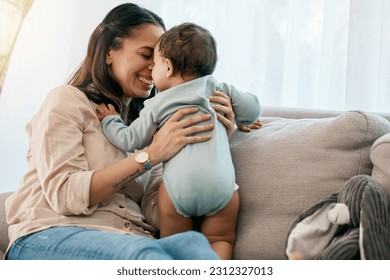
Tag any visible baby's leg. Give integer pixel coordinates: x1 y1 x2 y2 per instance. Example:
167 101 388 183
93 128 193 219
201 191 239 260
158 181 192 237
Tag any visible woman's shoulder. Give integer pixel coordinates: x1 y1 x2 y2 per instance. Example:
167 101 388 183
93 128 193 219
38 85 93 118
46 85 89 104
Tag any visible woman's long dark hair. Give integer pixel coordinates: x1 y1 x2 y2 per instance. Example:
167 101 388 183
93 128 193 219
68 3 165 124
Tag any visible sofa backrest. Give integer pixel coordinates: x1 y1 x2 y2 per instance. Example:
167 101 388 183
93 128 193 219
262 106 390 121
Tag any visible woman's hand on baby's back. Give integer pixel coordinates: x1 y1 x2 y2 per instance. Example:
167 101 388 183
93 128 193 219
147 107 213 164
209 91 235 136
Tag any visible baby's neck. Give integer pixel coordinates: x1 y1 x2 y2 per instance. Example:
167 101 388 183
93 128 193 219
169 73 198 88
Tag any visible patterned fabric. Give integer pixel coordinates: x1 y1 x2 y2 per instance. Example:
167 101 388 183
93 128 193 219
286 175 390 260
314 228 360 260
359 177 390 259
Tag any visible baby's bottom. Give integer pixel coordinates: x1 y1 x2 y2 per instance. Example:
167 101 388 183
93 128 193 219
158 182 239 260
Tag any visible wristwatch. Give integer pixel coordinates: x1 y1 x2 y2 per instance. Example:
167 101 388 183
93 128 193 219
135 150 152 171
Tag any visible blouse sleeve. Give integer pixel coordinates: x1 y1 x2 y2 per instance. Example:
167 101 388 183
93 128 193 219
30 86 96 215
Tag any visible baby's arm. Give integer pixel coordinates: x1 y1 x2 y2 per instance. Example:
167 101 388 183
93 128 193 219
96 103 156 152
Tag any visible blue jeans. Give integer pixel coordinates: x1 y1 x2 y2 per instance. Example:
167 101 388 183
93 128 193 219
6 226 219 260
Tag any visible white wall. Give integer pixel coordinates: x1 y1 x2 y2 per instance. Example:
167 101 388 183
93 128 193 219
0 0 129 192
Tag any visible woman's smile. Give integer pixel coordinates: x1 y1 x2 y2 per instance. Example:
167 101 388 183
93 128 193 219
137 74 153 87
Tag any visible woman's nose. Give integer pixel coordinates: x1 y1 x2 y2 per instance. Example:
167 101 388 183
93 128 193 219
148 62 154 70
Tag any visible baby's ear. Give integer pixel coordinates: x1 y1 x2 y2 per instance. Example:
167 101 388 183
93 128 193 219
165 58 174 77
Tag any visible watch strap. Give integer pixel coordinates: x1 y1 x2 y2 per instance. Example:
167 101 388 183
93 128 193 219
143 161 152 171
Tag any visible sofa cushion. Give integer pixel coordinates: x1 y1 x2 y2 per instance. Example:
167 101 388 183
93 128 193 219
229 111 390 260
371 133 390 197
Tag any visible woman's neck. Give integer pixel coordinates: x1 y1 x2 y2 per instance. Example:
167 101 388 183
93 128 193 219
123 97 132 106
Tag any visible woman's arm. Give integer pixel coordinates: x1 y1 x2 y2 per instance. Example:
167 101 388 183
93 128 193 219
89 107 213 205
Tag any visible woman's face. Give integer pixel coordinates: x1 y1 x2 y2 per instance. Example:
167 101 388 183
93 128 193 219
107 23 164 98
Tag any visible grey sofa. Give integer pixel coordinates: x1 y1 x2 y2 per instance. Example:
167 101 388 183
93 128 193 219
1 106 390 260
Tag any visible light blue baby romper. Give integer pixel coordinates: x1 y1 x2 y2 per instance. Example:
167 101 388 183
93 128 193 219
102 75 261 216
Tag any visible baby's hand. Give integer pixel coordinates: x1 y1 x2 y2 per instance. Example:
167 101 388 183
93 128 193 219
237 119 263 132
96 104 119 121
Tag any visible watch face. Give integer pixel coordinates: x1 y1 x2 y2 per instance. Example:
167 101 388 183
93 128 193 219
136 151 149 162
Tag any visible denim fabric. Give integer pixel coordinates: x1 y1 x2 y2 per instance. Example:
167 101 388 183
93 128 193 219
6 226 219 260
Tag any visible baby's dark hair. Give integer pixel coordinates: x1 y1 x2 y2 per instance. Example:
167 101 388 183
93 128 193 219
158 22 217 78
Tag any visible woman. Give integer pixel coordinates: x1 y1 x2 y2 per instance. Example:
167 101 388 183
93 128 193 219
5 3 240 260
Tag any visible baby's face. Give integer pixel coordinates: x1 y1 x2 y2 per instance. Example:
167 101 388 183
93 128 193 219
151 45 170 92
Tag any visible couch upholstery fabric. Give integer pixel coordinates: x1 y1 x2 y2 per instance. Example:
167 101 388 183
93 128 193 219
230 111 390 259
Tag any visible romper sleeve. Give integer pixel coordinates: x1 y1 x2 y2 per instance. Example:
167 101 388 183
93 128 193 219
101 102 158 152
30 86 96 215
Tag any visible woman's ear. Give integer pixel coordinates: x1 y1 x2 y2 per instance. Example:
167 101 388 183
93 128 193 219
165 58 174 77
106 51 113 66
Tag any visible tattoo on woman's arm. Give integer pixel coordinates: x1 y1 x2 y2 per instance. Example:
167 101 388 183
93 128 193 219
112 168 145 192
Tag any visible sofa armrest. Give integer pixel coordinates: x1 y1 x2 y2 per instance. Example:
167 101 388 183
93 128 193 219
371 133 390 197
0 192 12 256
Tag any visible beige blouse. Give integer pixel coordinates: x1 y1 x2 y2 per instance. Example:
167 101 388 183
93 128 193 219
5 85 161 255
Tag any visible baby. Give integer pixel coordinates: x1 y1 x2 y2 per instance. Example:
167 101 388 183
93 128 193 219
97 22 261 259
